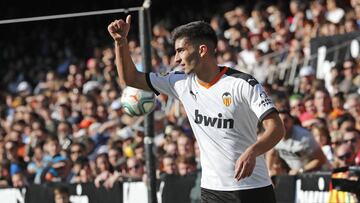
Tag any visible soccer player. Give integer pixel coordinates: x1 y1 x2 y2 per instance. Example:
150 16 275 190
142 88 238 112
107 15 285 203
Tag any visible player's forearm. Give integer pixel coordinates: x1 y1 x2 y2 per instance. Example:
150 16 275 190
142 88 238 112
115 39 139 87
250 129 283 157
248 114 284 157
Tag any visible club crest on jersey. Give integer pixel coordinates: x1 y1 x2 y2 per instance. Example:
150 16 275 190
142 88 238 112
222 92 232 107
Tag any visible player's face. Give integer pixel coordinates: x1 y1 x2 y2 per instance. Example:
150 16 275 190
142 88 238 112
174 38 200 74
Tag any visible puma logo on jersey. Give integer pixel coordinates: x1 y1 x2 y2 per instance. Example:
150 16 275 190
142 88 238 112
194 110 234 129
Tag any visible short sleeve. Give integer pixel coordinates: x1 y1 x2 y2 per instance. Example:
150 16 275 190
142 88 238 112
146 71 185 99
242 83 277 122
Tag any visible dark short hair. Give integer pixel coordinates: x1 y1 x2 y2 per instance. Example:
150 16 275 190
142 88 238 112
171 21 217 48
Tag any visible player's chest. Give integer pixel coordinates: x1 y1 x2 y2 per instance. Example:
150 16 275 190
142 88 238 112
181 83 240 116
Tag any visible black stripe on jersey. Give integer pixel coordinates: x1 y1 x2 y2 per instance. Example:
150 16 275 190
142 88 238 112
224 68 259 87
174 71 185 74
258 107 278 124
145 73 160 96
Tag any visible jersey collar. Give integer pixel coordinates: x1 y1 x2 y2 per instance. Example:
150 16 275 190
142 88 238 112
197 66 228 89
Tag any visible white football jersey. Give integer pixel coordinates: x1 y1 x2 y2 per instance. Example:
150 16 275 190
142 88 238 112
146 66 277 190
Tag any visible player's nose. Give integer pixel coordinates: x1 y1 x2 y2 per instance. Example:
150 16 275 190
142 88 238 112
174 53 181 64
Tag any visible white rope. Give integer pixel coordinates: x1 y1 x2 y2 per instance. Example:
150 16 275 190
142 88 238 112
0 7 143 25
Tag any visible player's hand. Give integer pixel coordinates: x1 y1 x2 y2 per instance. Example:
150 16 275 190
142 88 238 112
107 15 131 43
234 148 256 181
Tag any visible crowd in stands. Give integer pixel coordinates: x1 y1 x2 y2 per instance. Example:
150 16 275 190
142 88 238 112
0 0 359 198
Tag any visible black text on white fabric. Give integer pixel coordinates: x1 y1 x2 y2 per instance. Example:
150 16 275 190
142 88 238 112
259 98 273 107
194 110 234 129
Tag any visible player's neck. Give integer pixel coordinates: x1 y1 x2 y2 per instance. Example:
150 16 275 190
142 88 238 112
195 60 219 84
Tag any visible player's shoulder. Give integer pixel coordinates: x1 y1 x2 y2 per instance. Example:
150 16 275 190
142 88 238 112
223 67 259 87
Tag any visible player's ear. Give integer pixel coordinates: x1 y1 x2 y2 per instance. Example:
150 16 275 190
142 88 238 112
199 44 208 57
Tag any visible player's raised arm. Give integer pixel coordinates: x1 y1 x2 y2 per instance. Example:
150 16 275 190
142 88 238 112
107 15 151 91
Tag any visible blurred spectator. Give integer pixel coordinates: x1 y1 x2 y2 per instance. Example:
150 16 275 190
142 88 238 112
311 123 334 162
85 58 104 83
125 157 144 180
325 0 345 24
57 121 72 151
151 23 172 59
68 156 93 184
95 153 112 175
329 92 345 120
339 60 358 94
161 155 177 177
11 172 27 188
238 37 256 72
27 144 44 181
134 144 145 162
342 128 360 165
303 95 317 117
5 141 26 178
345 93 360 129
177 134 194 157
94 153 112 187
313 88 333 119
298 66 316 95
289 94 306 118
333 144 356 168
269 109 328 175
68 142 86 164
176 155 197 176
289 0 307 33
210 15 225 38
53 186 71 203
163 141 178 157
108 147 124 171
41 137 69 183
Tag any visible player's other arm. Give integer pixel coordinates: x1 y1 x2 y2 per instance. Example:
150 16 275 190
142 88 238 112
235 112 284 180
251 112 284 157
107 15 151 91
